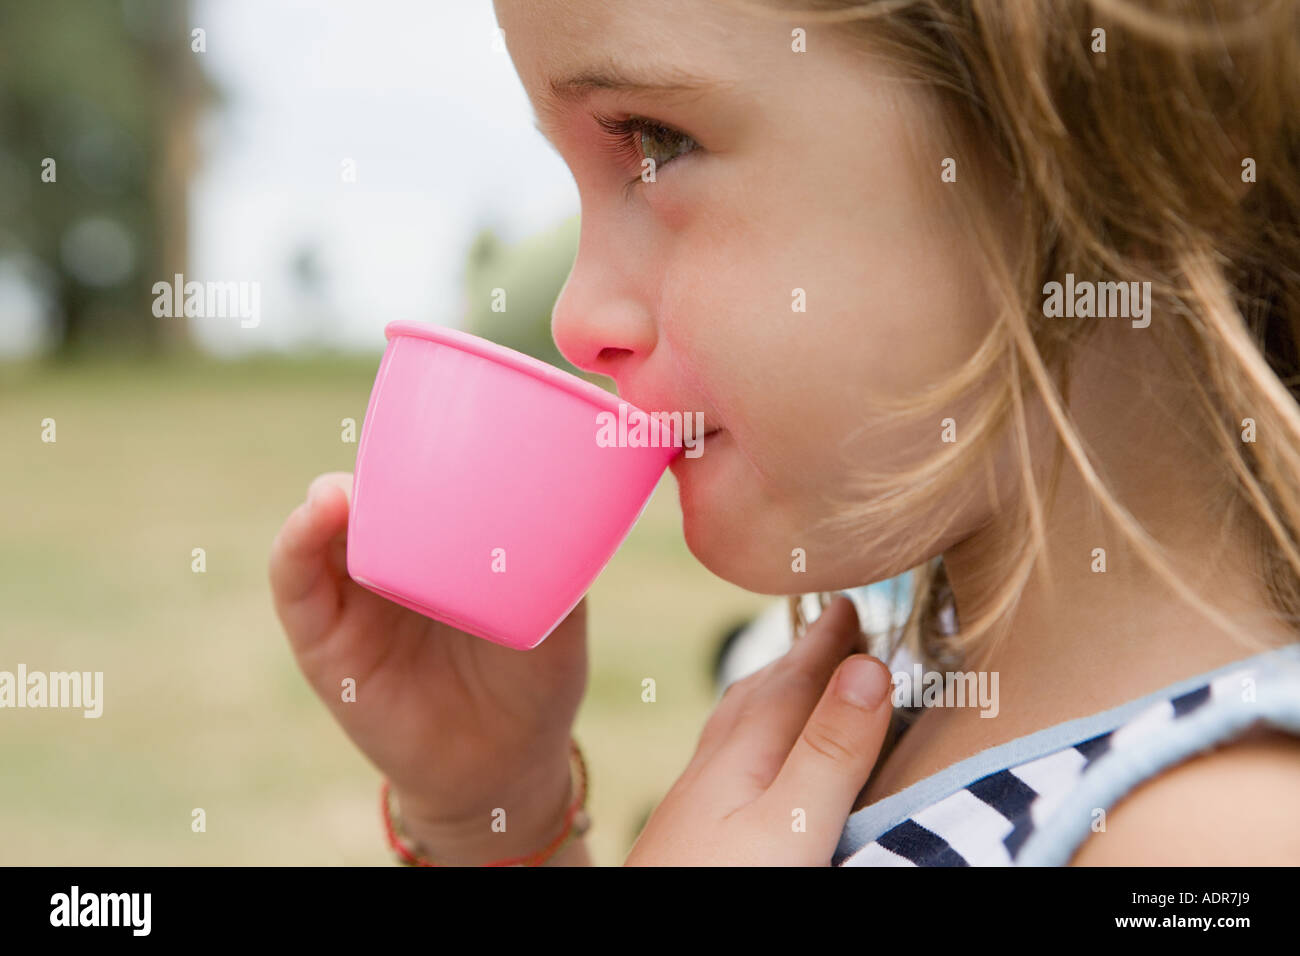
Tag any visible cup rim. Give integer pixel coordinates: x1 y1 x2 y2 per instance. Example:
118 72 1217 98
384 320 639 415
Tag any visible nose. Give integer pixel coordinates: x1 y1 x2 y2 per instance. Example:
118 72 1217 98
550 232 658 380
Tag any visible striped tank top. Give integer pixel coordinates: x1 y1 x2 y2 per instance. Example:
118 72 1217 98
833 641 1300 866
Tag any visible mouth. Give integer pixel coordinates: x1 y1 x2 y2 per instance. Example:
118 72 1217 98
670 425 724 464
693 423 724 447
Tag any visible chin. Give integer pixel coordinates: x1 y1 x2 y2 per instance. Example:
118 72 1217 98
674 481 810 594
670 430 858 594
675 476 895 596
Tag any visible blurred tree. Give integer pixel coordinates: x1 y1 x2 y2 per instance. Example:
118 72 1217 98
0 0 218 357
289 240 340 343
462 214 585 376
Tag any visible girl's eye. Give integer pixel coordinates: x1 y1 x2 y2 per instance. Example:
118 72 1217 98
592 112 700 190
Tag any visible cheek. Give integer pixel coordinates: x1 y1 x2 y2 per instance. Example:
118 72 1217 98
661 238 985 502
667 146 996 469
653 106 1000 587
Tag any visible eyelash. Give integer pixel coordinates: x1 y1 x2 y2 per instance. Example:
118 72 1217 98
592 112 699 196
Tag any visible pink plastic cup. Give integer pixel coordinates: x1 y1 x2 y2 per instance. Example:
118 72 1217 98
346 320 679 650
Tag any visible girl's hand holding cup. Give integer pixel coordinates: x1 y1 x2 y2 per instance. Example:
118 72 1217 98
269 471 589 864
270 323 678 863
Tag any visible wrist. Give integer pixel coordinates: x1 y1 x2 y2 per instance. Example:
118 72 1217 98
387 746 584 866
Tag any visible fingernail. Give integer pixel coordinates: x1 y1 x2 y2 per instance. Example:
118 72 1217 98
837 657 890 709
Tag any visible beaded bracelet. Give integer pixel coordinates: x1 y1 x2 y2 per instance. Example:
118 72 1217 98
381 738 590 867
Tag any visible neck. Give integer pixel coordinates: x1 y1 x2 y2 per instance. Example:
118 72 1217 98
940 327 1292 731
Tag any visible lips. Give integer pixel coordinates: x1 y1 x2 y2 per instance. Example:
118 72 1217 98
619 392 722 451
669 425 723 465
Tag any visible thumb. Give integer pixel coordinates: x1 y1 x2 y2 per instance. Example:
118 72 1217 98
765 654 894 842
308 471 353 510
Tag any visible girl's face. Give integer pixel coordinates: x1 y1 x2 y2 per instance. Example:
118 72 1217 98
495 0 1004 593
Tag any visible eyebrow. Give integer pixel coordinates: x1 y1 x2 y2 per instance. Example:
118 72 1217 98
532 62 728 140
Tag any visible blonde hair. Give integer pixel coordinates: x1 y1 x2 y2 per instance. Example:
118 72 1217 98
740 0 1300 677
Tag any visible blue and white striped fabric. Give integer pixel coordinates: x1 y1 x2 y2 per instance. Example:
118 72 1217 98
834 642 1300 866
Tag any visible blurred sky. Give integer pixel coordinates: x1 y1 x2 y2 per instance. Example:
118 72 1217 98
0 0 579 356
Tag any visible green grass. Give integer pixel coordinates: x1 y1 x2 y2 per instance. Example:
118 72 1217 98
0 354 769 865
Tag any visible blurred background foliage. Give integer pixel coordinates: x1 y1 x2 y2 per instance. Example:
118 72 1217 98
0 0 217 357
0 0 579 367
463 214 582 375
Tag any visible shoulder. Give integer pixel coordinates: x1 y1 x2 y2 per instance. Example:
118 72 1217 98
1070 726 1300 865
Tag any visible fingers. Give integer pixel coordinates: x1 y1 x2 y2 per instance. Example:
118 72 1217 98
763 653 893 848
309 471 354 506
268 472 354 648
690 595 865 793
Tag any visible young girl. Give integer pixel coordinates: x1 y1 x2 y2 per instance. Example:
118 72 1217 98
269 0 1300 866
